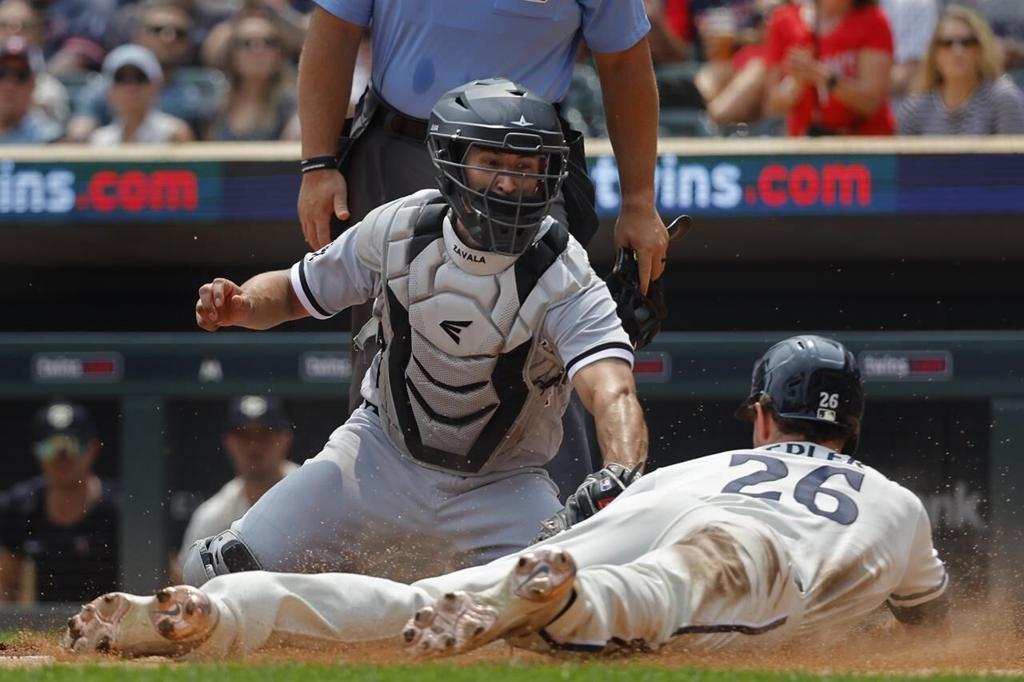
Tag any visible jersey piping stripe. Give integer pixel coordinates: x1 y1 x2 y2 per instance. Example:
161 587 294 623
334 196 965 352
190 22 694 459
565 341 634 375
889 571 948 603
671 615 788 637
297 260 332 318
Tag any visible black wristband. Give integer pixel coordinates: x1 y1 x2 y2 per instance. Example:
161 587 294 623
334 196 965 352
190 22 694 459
826 74 840 91
300 156 338 174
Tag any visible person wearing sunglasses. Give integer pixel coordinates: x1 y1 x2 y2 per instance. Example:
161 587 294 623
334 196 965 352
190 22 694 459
897 5 1024 135
89 43 193 145
207 13 298 142
0 36 61 144
66 0 218 142
0 402 118 603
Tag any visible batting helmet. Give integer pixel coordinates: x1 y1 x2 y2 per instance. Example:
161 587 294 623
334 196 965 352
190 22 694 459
736 335 864 453
427 78 568 256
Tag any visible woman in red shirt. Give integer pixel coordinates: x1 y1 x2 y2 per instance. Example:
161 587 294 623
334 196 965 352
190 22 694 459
764 0 895 135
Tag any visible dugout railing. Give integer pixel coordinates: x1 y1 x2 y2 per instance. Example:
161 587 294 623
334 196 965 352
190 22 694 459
0 330 1021 629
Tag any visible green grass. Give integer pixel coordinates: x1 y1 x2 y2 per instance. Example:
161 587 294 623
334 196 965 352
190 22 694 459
6 665 1024 682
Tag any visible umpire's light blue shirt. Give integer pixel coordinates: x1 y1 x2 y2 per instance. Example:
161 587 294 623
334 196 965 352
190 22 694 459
315 0 650 118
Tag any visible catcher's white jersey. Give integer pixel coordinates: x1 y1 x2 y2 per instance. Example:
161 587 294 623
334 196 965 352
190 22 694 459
290 189 632 474
186 441 946 658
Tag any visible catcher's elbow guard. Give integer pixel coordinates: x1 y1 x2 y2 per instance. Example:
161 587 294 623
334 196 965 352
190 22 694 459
181 529 263 586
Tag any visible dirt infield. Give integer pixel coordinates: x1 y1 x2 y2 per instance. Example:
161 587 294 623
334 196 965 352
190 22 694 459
2 605 1021 675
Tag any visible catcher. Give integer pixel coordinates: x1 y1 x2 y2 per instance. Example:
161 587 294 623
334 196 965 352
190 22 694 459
177 78 650 587
63 335 949 659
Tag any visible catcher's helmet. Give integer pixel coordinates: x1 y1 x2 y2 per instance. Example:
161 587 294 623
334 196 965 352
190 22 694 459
427 78 568 256
736 335 864 453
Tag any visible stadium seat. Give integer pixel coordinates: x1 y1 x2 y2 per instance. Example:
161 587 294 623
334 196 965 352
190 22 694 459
58 71 104 107
659 107 714 137
654 61 705 109
173 67 229 108
563 63 607 138
1008 69 1024 94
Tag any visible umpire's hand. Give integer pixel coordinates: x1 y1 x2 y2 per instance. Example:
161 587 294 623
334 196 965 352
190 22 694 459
614 203 668 295
298 169 349 250
195 278 254 331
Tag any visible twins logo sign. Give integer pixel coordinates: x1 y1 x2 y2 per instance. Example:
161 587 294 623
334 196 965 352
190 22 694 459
0 161 218 220
590 154 894 216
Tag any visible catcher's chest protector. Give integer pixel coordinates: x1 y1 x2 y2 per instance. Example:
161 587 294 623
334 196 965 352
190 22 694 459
374 194 583 474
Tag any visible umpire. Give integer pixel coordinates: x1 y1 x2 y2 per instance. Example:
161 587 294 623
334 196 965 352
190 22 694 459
296 0 669 494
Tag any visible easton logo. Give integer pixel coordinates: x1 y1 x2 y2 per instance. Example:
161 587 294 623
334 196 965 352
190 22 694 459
439 320 472 344
453 244 486 263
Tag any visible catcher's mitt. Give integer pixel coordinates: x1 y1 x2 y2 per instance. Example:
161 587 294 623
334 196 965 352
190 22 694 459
533 463 643 543
605 215 691 350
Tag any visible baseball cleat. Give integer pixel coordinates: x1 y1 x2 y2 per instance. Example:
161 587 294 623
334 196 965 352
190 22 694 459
61 586 218 657
402 546 577 656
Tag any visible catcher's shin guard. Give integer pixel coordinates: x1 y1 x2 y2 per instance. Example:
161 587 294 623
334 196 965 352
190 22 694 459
181 529 263 586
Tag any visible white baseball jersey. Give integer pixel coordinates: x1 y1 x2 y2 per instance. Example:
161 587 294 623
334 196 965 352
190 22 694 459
290 189 632 475
607 441 948 635
186 441 947 659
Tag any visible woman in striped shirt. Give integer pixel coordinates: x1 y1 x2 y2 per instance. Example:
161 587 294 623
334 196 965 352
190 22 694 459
897 5 1024 134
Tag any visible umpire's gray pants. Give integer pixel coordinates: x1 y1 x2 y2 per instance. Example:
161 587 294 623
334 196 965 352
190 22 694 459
229 406 564 584
338 118 594 499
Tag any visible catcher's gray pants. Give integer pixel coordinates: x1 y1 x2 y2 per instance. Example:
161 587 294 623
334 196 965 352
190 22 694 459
228 406 564 584
188 492 803 658
336 110 596 499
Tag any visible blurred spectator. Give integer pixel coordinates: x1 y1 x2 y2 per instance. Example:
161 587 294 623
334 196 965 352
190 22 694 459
67 0 219 141
89 44 193 144
696 7 739 98
0 403 118 603
880 0 940 100
207 13 297 141
645 0 691 63
702 0 781 127
201 0 310 70
0 37 61 144
687 0 763 58
175 396 296 577
765 0 894 136
40 0 118 75
950 0 1024 70
897 5 1024 134
0 0 69 123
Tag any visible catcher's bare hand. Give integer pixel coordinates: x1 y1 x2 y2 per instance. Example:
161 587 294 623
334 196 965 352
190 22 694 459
298 169 349 250
195 278 254 331
613 203 668 295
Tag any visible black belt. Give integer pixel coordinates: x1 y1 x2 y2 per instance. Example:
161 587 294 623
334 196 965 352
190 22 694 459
365 89 428 141
362 400 379 415
364 88 563 142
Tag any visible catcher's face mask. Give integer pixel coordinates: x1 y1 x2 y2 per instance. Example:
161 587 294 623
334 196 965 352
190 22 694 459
431 138 566 256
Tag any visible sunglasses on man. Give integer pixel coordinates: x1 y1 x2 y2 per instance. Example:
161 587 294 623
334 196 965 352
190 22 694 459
936 36 979 49
238 36 281 51
34 434 87 463
0 65 31 83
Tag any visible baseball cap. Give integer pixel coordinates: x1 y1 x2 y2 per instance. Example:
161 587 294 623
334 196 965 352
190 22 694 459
32 402 97 462
224 395 290 432
102 44 163 85
0 36 44 74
